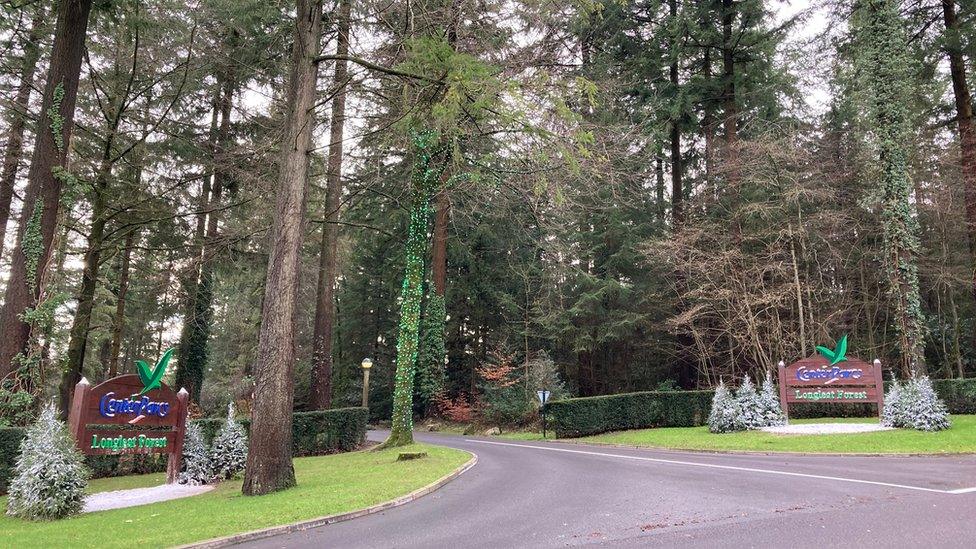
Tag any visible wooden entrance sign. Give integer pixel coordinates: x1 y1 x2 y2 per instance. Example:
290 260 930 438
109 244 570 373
777 355 884 420
67 375 189 483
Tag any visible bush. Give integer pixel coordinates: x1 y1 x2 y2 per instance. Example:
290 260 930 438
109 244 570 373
547 378 976 438
0 427 25 494
6 403 89 520
178 423 212 485
707 380 742 433
547 390 713 437
758 371 787 427
881 378 907 428
735 377 767 430
209 403 248 480
291 408 368 455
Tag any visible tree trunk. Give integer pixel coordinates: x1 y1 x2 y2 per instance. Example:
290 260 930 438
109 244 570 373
242 0 321 496
108 230 136 377
431 185 449 296
0 0 94 379
669 0 682 225
177 77 233 402
58 162 111 417
721 0 738 187
941 0 976 352
310 0 352 410
0 10 45 261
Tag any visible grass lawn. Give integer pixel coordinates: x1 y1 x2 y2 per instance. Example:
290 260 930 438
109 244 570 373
0 443 470 548
574 415 976 454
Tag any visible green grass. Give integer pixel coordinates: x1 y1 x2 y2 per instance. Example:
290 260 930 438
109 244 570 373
576 415 976 454
0 443 470 548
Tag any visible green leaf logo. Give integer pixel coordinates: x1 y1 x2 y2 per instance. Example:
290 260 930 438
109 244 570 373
136 347 174 395
816 334 848 366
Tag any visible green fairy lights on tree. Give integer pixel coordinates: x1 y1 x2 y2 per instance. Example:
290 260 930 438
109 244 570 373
380 131 449 448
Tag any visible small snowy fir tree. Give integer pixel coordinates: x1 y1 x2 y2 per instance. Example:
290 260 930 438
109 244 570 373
757 371 787 427
178 423 212 485
708 379 743 433
735 376 766 430
210 402 248 480
881 377 906 428
903 374 951 431
6 402 89 520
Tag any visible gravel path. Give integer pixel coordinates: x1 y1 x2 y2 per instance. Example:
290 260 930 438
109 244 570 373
83 483 214 513
760 423 894 435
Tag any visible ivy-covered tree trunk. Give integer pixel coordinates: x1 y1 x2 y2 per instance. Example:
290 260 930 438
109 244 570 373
242 0 321 496
0 8 45 261
856 0 926 374
415 293 447 414
380 134 446 448
176 78 233 403
0 0 94 380
310 0 352 410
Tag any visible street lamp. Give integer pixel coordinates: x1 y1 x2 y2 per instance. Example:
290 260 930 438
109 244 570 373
361 358 373 408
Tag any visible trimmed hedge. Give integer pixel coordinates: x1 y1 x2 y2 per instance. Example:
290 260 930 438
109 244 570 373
547 378 976 438
0 407 367 494
547 390 713 438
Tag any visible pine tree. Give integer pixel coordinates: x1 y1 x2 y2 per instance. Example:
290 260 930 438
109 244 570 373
757 371 786 427
211 403 248 480
6 402 88 519
178 423 212 486
735 376 765 430
708 379 743 433
881 377 906 428
903 375 951 431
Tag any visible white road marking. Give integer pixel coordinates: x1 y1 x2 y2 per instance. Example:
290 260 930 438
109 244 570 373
465 439 976 495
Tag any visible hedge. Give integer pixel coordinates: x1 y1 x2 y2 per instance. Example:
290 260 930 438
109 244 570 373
0 407 367 494
547 378 976 438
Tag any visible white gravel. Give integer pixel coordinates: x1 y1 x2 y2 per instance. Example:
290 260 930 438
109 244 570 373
760 423 894 435
83 483 214 513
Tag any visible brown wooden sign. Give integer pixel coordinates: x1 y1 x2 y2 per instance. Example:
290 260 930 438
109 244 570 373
777 355 884 419
67 375 188 483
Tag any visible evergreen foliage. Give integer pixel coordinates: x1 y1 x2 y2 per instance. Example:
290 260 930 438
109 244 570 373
178 423 212 486
757 372 787 427
6 402 88 520
209 403 247 480
734 376 766 430
883 375 951 431
708 380 743 433
881 377 906 427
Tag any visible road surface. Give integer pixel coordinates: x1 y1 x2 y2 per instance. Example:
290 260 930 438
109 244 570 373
239 431 976 548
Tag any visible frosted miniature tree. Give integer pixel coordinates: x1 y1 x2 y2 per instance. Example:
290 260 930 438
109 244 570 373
6 402 89 520
903 374 951 431
735 376 765 430
708 379 743 433
881 377 906 428
757 371 787 427
178 423 212 485
210 403 248 480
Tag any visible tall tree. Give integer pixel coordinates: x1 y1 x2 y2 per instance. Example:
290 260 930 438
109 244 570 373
310 0 352 410
0 0 95 380
0 7 45 260
242 0 321 496
855 0 927 373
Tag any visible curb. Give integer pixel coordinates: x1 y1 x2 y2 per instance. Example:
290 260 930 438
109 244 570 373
540 437 973 458
182 451 478 548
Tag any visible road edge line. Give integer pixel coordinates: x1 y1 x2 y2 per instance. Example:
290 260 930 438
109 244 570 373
181 451 478 549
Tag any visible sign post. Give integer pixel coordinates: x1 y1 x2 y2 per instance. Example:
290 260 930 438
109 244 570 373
537 389 550 438
778 355 884 420
67 371 189 484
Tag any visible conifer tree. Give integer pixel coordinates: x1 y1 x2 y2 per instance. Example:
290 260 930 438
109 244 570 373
708 379 742 433
179 423 212 486
735 376 765 430
6 402 88 519
757 371 786 427
211 403 248 480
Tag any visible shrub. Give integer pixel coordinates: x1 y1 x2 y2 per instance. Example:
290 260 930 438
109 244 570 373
708 380 743 433
547 390 713 437
903 375 951 431
735 376 767 430
881 378 906 428
0 427 25 494
6 402 89 520
178 423 211 485
209 403 248 480
291 408 367 455
757 371 787 427
432 391 473 423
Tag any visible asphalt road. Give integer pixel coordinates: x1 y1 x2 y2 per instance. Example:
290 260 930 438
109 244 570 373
239 431 976 548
